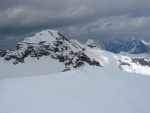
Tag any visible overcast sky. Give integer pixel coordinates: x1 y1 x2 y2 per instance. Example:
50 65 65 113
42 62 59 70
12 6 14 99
0 0 150 49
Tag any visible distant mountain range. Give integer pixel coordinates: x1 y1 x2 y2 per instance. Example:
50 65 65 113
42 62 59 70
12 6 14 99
100 38 150 54
75 38 150 55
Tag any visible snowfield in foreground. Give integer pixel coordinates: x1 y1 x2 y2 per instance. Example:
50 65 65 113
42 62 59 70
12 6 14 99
1 66 150 113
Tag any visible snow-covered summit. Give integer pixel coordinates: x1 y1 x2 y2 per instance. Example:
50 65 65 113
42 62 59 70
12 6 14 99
85 39 101 48
18 29 75 51
70 39 86 51
0 29 101 77
23 30 60 44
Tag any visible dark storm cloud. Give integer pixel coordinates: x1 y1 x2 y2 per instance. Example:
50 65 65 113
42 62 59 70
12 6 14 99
60 15 150 42
0 0 150 33
0 0 150 49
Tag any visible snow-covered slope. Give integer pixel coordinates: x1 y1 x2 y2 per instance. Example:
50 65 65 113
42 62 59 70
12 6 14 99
1 66 150 113
84 48 150 76
0 56 65 79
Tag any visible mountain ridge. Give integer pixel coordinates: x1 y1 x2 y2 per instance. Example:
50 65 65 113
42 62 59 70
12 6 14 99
100 38 150 54
0 30 101 72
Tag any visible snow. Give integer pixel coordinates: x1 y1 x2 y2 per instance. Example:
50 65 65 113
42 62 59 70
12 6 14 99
1 47 150 80
141 40 150 46
85 39 101 48
0 56 65 79
23 30 59 44
70 39 85 50
85 48 150 75
1 66 150 113
119 55 150 76
16 29 80 56
85 48 121 67
121 62 150 75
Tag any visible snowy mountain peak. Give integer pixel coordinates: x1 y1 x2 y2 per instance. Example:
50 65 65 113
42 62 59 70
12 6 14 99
0 29 101 73
85 39 101 48
70 39 86 51
22 30 69 44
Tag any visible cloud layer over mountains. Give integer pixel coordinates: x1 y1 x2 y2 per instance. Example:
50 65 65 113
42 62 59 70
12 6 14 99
0 0 150 49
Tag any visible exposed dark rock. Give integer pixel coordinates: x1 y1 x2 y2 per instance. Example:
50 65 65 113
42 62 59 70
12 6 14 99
74 61 84 68
132 58 150 67
39 41 46 45
57 32 69 42
119 60 131 69
0 49 8 57
62 67 70 72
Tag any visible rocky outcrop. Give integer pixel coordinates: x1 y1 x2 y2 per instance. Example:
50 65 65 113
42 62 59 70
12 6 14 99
118 60 131 69
118 56 150 71
70 39 86 51
0 49 8 57
132 57 150 67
